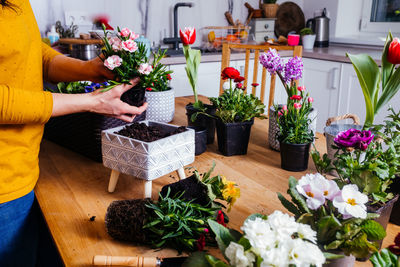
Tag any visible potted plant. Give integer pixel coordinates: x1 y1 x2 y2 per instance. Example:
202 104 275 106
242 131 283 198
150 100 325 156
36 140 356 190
312 124 399 244
183 210 326 266
261 0 279 18
259 48 317 151
300 27 316 50
276 87 315 171
208 67 266 156
347 32 400 127
278 174 386 266
181 26 217 144
141 49 175 122
44 81 146 162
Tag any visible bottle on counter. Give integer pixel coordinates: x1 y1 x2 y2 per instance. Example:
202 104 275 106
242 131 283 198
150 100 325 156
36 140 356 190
47 25 60 45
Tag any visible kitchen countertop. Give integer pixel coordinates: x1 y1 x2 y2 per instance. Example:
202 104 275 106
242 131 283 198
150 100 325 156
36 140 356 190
36 95 399 267
160 44 382 65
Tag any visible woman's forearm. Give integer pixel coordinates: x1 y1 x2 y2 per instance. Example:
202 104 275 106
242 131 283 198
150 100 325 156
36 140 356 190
46 55 114 83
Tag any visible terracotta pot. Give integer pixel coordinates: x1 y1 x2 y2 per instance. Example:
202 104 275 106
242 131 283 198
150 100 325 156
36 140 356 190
262 3 279 18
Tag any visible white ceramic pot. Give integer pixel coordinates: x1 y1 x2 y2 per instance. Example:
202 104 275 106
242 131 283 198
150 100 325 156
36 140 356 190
145 88 175 123
302 34 316 50
268 105 317 151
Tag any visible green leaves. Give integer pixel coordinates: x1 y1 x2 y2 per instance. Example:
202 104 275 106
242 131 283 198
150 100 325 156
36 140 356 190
208 219 236 254
317 215 342 243
183 45 201 105
370 248 399 267
347 53 380 126
361 220 386 241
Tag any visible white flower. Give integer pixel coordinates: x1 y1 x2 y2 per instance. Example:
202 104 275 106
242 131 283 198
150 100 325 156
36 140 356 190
333 184 368 219
288 239 325 267
241 217 276 252
138 63 153 75
222 81 231 90
296 174 325 210
260 245 290 267
225 242 256 267
296 223 317 243
267 210 298 240
311 174 340 201
104 55 122 70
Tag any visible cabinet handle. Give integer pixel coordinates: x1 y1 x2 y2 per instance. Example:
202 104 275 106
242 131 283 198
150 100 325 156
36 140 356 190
330 67 339 89
264 24 269 30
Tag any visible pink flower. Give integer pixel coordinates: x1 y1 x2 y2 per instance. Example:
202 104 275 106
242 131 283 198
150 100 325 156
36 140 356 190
308 97 314 103
119 27 132 38
294 103 302 110
129 31 139 40
282 105 288 111
138 63 153 75
121 40 138 52
278 110 284 117
290 95 302 101
108 37 121 51
204 228 209 233
297 86 306 91
104 55 122 70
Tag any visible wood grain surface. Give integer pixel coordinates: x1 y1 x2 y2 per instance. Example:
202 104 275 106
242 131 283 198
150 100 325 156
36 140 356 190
36 96 400 267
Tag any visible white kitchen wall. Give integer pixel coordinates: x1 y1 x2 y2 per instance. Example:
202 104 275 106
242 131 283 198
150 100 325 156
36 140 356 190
30 0 303 47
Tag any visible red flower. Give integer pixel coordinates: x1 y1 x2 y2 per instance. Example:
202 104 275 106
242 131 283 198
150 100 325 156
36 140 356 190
290 95 302 101
179 27 196 45
388 38 400 65
216 210 226 226
166 74 172 80
389 233 400 255
297 86 306 91
234 76 245 83
196 234 206 251
146 87 152 91
221 67 240 80
251 83 259 87
236 83 243 89
93 15 114 30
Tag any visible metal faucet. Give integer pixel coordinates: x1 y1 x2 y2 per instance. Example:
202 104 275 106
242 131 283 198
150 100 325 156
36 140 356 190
163 2 194 50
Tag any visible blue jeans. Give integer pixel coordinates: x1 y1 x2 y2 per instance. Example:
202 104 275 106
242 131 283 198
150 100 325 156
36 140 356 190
0 191 38 267
0 191 63 267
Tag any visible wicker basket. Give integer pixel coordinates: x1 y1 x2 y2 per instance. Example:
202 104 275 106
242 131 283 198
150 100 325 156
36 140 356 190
44 112 146 162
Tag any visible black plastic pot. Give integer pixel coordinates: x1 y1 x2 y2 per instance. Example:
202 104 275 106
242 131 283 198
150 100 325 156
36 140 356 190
187 126 207 155
389 176 400 225
186 104 216 144
215 119 254 156
280 142 311 172
120 86 146 107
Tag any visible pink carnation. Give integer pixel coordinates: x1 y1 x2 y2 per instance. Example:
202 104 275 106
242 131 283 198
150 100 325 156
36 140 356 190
297 86 306 91
129 31 139 40
104 55 122 70
121 40 138 52
108 37 121 51
294 103 302 110
308 97 314 103
119 27 131 38
138 63 153 75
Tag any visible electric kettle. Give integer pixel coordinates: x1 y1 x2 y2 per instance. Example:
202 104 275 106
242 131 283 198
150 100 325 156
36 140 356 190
306 8 330 47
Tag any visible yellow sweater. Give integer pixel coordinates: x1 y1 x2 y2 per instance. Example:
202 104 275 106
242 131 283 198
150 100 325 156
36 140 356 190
0 0 60 203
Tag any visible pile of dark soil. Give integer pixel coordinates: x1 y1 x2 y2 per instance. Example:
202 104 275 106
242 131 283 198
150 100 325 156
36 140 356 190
116 122 187 142
105 198 151 243
159 174 210 206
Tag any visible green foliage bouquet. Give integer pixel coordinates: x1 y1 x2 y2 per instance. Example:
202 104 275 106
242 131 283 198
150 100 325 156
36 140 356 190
278 174 386 259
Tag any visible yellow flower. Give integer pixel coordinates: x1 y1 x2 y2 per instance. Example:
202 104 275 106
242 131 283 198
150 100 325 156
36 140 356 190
221 175 228 185
222 182 240 202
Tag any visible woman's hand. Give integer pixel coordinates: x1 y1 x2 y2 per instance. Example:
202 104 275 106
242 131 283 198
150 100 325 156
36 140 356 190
89 78 148 122
84 57 115 82
52 78 147 122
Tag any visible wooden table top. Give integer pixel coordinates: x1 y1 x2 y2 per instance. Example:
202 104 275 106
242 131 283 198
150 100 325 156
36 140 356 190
37 95 400 267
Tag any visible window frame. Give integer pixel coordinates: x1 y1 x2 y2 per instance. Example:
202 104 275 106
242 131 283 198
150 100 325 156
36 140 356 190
360 0 400 34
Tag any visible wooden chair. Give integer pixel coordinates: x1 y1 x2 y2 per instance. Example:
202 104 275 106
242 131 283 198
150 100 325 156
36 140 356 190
219 43 303 116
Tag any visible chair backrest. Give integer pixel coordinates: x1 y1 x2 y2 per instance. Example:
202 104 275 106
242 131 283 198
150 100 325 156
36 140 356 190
219 43 303 115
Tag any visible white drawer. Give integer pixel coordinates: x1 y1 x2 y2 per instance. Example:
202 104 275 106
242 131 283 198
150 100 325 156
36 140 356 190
254 19 275 32
255 32 275 43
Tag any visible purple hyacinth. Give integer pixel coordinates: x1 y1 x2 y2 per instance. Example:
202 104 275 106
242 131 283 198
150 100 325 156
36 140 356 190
334 128 374 151
259 48 284 74
284 56 303 82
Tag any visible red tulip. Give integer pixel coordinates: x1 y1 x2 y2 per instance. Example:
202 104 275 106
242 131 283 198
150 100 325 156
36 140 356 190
388 38 400 65
221 67 240 80
179 27 196 45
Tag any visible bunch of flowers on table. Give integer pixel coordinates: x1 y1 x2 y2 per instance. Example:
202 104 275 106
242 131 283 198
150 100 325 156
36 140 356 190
184 210 325 266
278 173 386 260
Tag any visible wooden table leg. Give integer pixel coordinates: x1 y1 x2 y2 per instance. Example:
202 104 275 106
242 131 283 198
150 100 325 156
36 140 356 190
177 167 186 180
143 180 152 199
108 170 120 193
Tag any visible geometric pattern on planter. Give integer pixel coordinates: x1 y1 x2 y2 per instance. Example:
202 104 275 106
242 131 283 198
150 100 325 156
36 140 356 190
268 106 318 151
145 88 175 123
101 120 195 180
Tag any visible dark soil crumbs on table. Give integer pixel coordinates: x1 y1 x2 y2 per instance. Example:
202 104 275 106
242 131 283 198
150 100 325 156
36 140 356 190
115 122 187 142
